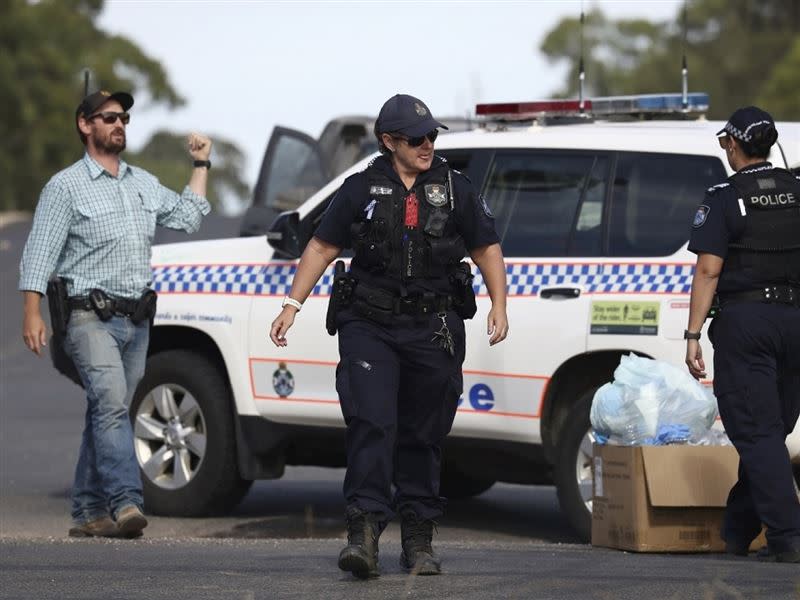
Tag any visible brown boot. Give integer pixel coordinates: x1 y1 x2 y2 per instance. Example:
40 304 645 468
116 505 148 539
68 516 119 538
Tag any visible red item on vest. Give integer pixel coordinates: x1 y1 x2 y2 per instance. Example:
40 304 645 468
404 193 419 228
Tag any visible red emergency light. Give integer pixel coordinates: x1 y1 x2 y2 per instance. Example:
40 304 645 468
475 99 592 119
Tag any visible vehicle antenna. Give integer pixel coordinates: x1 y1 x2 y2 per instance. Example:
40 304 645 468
578 3 586 114
681 0 689 111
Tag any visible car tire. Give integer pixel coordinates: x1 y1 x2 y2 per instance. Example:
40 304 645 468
130 350 252 516
554 388 596 542
440 464 495 499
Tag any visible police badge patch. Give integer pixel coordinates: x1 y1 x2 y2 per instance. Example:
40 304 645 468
692 205 710 228
272 361 295 398
479 194 494 217
424 184 448 207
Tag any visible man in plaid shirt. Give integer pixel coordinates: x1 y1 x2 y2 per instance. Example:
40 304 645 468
19 90 212 539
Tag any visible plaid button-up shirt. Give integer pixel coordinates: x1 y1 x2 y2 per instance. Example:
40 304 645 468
19 153 210 299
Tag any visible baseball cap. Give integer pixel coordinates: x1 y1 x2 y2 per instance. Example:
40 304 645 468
76 90 134 120
716 106 776 143
375 94 448 137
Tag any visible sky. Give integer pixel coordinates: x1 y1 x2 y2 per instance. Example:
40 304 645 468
97 0 684 209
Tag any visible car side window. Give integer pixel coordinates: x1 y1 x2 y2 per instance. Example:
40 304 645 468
481 152 609 257
608 153 727 257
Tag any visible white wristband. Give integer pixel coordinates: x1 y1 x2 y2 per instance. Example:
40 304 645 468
282 296 303 311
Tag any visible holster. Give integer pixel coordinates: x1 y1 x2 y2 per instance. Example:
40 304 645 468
46 277 70 339
449 262 477 320
132 289 158 325
46 277 83 387
326 261 355 335
707 294 721 320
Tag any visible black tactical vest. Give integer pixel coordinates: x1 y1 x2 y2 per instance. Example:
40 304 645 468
350 163 466 284
727 167 800 286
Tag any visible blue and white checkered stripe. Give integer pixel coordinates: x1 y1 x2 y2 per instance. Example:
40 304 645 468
500 263 694 296
152 262 694 296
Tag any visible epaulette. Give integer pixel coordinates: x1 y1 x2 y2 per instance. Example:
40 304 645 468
705 182 730 195
449 168 472 184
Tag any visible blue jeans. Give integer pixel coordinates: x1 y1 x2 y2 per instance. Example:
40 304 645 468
64 310 148 524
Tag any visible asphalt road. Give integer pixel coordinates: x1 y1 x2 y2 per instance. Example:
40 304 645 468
2 215 798 599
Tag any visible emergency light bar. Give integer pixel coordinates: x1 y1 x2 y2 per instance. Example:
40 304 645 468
475 93 709 120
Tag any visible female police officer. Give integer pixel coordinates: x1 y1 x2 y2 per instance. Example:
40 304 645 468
685 106 800 563
270 94 508 578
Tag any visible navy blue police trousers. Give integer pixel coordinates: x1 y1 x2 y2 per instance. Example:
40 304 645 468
335 308 466 524
710 301 800 552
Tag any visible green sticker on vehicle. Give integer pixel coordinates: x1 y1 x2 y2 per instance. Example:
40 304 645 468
590 301 660 335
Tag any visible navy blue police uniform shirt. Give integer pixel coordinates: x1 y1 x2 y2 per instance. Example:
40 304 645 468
687 162 772 294
314 154 499 294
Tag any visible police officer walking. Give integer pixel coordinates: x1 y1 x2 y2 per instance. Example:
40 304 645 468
20 90 212 538
270 94 508 578
685 106 800 563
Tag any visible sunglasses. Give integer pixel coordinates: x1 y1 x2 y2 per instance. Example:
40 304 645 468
393 129 438 147
88 111 130 125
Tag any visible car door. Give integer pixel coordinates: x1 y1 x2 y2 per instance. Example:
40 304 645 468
240 127 329 236
459 151 610 443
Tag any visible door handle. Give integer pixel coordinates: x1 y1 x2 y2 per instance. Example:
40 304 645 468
539 287 581 299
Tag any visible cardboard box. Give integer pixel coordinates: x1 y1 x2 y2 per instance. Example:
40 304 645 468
591 443 766 552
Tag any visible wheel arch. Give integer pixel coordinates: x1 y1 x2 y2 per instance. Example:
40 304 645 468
541 349 653 462
146 326 282 480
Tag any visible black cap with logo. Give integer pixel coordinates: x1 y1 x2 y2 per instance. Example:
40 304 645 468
76 90 134 121
716 105 776 144
375 94 448 137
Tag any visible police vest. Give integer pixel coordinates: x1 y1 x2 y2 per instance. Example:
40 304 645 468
728 167 800 285
350 164 466 283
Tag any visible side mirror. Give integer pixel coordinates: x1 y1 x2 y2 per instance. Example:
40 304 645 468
267 211 303 259
239 204 280 237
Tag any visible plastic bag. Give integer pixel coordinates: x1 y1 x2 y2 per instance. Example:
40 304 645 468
591 353 719 446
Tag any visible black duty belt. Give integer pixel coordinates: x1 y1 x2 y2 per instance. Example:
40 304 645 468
718 285 799 308
69 295 140 316
353 283 453 316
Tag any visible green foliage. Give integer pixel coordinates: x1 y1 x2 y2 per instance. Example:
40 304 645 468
127 132 250 214
0 0 250 212
539 0 800 120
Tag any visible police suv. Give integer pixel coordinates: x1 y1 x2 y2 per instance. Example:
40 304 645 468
136 94 800 541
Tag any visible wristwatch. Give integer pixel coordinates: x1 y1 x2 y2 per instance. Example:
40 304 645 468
683 330 701 340
282 296 302 311
193 159 211 170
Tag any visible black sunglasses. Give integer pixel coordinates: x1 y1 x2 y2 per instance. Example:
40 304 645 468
393 129 438 147
88 111 130 125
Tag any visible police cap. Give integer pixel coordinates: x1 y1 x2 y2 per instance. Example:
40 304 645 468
375 94 448 137
716 105 775 144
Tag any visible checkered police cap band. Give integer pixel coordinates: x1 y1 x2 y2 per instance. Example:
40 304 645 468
722 119 773 143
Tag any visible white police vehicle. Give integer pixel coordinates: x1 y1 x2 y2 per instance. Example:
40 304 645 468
135 93 800 541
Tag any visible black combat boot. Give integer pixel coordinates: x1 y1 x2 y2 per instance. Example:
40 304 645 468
400 510 442 575
337 507 381 579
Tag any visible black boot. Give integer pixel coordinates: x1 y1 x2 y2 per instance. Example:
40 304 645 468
400 510 442 575
338 507 381 579
756 545 800 563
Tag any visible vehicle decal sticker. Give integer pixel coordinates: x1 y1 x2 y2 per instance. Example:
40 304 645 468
272 362 295 398
249 358 548 419
590 301 660 335
152 261 695 297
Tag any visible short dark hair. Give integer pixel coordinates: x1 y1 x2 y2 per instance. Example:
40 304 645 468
374 124 393 156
